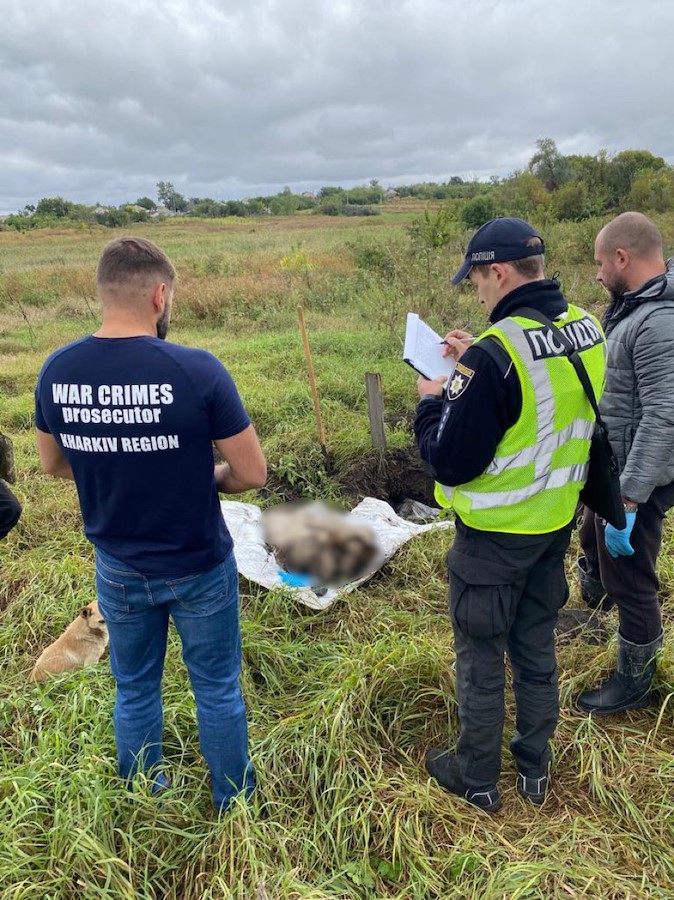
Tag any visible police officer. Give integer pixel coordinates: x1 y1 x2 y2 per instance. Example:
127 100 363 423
415 217 606 812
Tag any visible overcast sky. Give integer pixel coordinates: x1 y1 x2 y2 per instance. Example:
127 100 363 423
1 0 673 212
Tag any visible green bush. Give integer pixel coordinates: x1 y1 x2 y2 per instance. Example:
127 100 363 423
459 193 498 230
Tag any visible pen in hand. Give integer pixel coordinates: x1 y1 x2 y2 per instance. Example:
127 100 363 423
437 337 475 345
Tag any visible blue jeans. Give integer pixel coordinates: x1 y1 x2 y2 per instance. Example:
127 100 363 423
95 547 254 809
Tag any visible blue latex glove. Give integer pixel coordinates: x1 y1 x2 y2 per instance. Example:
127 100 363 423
604 512 637 558
278 570 315 587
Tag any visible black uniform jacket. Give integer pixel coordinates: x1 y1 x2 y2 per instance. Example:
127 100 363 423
414 279 568 488
0 479 21 540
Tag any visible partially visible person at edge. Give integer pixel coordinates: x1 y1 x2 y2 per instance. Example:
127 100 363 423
414 217 607 812
576 212 674 715
34 237 267 811
0 479 22 540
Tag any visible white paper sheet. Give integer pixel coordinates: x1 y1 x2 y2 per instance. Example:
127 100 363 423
403 313 457 381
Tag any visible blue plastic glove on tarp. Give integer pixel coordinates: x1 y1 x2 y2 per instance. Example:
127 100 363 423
604 511 637 558
278 570 315 587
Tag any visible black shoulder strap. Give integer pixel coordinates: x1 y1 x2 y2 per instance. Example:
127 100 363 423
473 335 513 378
518 307 607 433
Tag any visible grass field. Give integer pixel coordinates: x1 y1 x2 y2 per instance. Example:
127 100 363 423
1 212 673 899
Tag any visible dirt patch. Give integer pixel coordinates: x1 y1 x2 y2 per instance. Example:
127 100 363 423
338 446 437 509
261 444 438 510
555 608 610 645
0 575 28 617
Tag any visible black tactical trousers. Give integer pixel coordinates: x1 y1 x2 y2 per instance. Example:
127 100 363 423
447 517 573 788
0 479 21 540
579 482 674 644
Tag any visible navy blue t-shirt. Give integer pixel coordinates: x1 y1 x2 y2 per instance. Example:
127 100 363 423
35 336 251 575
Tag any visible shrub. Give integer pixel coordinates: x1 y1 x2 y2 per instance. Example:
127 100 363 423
459 193 498 229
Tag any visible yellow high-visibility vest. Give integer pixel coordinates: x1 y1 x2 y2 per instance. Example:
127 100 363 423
435 305 606 534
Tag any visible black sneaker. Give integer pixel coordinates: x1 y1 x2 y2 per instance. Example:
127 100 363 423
425 748 501 813
517 772 549 805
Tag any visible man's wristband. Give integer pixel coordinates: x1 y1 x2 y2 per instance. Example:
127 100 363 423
623 500 638 513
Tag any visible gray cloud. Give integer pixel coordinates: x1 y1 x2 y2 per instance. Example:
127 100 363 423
1 0 673 211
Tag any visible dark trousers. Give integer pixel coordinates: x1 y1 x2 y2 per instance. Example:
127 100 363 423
579 482 674 644
0 479 21 540
447 518 573 788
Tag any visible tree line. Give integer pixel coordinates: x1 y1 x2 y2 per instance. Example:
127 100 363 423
2 140 672 232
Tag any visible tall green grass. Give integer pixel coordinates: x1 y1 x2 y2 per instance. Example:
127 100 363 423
1 216 673 898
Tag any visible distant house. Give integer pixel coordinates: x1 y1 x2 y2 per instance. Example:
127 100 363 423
385 189 399 199
302 191 317 199
93 205 110 215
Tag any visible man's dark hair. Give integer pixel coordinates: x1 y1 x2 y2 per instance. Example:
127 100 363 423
473 237 545 280
97 237 176 287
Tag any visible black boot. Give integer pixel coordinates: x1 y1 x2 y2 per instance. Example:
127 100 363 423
425 748 501 812
517 771 549 805
577 557 614 612
577 630 664 715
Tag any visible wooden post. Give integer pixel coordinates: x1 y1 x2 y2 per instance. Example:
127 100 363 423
365 372 386 449
297 305 329 461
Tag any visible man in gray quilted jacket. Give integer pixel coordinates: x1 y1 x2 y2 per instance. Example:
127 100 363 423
577 212 674 715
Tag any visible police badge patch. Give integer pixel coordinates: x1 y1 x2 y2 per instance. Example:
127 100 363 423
446 362 475 400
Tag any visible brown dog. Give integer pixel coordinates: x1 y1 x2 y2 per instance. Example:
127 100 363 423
30 601 109 682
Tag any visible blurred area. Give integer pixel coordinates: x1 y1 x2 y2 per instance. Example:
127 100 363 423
261 500 382 586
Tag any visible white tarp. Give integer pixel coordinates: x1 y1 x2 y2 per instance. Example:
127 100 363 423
220 497 453 611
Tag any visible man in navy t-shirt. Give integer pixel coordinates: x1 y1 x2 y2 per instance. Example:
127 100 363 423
35 236 266 810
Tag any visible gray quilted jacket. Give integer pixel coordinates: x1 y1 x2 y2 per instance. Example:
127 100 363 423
600 257 674 502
